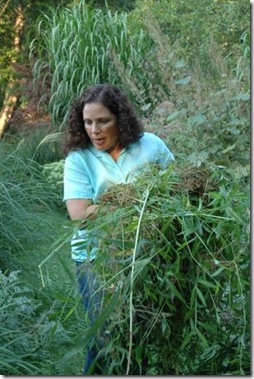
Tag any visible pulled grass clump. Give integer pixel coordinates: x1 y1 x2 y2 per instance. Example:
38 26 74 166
85 163 250 375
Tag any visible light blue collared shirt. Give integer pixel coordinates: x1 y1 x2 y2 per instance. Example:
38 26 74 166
64 132 174 261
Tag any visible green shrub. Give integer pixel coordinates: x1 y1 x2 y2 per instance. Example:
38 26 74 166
42 159 65 205
151 81 250 168
0 0 17 108
0 135 87 375
130 0 249 71
139 19 250 168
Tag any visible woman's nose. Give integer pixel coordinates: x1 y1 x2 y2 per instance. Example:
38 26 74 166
91 123 100 133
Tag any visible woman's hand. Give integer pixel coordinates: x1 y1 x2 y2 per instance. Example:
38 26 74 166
66 199 99 221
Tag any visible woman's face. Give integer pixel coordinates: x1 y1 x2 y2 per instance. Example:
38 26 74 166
83 102 120 154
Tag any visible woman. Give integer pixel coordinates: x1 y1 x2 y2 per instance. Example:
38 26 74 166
63 83 174 374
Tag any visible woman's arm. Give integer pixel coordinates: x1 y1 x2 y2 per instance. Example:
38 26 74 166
66 198 99 221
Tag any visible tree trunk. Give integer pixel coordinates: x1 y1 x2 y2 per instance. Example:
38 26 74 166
0 3 24 136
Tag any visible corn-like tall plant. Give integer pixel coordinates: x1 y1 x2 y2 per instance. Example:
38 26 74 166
30 1 150 125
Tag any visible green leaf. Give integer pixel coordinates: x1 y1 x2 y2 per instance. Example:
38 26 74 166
175 59 186 68
74 289 120 349
197 320 216 333
196 287 207 307
197 278 217 289
235 93 250 101
211 267 226 277
196 327 209 347
141 103 152 111
168 281 185 303
222 144 236 154
189 113 207 125
226 207 244 225
161 316 167 334
174 76 191 85
133 257 151 280
180 330 194 351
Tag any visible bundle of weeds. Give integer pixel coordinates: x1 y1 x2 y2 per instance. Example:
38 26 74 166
86 163 249 375
95 163 219 253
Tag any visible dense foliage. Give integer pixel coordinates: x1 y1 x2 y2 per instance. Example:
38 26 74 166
0 0 250 375
29 0 249 121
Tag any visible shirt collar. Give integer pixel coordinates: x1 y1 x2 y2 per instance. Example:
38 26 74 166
89 145 126 159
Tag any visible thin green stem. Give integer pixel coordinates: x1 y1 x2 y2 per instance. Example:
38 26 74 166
126 184 152 375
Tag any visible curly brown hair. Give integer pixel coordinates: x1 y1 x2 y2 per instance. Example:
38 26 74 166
63 83 144 156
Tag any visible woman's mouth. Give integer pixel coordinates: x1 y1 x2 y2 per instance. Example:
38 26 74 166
93 138 105 147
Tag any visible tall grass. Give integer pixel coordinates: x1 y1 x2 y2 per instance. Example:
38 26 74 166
0 135 91 375
0 135 58 267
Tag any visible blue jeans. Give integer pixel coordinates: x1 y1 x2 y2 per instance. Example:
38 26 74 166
76 261 104 375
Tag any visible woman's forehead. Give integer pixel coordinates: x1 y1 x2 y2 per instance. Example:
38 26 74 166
83 102 115 118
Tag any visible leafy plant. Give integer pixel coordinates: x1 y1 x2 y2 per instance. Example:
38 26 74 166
139 19 250 168
130 0 249 71
42 159 65 199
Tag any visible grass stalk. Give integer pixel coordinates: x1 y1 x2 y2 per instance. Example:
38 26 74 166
126 185 151 375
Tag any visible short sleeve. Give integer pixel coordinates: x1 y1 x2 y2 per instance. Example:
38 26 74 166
154 135 175 169
63 152 93 201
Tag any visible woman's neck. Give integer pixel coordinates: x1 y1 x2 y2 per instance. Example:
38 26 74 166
107 143 122 161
